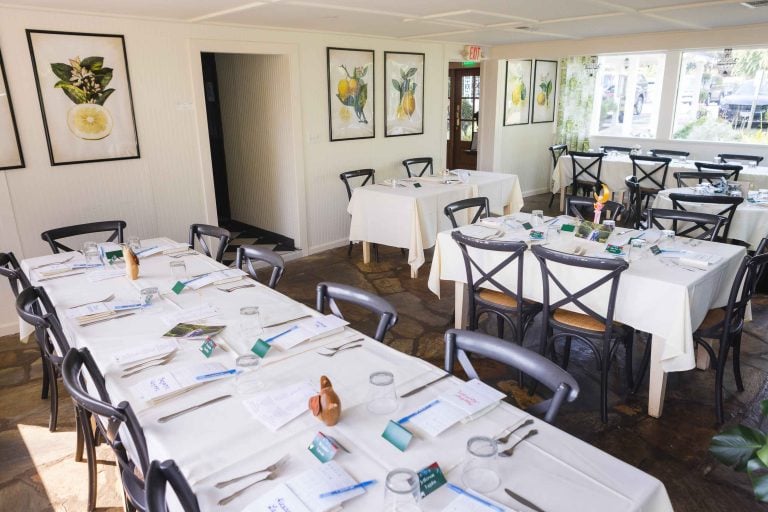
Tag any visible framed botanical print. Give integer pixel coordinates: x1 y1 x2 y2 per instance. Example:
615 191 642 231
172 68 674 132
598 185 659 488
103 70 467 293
384 51 424 137
27 29 140 165
327 47 374 141
531 60 557 124
0 50 24 170
503 60 531 126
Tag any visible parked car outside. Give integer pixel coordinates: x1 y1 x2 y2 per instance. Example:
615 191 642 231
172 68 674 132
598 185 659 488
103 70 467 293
718 79 768 127
600 74 648 124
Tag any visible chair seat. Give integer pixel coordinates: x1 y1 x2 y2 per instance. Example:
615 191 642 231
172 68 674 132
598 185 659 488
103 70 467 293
552 309 625 333
477 289 538 310
696 308 726 337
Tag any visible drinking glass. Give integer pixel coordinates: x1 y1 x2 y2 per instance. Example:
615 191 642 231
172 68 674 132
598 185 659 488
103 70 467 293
235 354 263 395
461 436 500 493
140 287 158 307
170 260 187 281
531 210 544 227
239 306 263 342
367 371 398 414
629 238 647 262
83 242 102 269
659 230 676 249
391 178 399 189
603 220 616 232
383 468 421 512
128 236 141 253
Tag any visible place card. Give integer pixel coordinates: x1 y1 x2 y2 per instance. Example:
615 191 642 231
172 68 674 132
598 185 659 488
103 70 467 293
308 432 340 463
251 339 271 357
418 462 447 498
112 339 177 367
258 315 348 351
529 230 545 240
605 244 624 255
242 484 311 512
521 222 533 230
287 461 365 512
163 323 225 339
171 281 186 294
560 224 575 232
129 362 231 403
242 380 317 431
199 337 217 358
382 420 414 452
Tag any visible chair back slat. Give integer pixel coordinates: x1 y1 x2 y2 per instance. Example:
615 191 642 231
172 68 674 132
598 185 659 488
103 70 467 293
16 286 69 363
316 282 397 342
601 146 633 154
650 149 690 159
402 157 433 178
647 208 725 241
548 144 568 169
146 460 200 512
674 171 730 188
235 246 285 289
630 155 671 191
718 153 763 166
669 193 743 241
444 197 490 228
339 168 375 200
188 224 231 263
694 161 742 181
41 220 126 254
568 152 603 193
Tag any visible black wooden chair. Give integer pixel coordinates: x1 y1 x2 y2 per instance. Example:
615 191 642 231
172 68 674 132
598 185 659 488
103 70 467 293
41 220 126 253
444 197 490 229
669 193 743 242
316 282 397 342
402 157 433 178
340 168 378 261
647 208 725 241
564 195 624 222
601 145 633 154
451 231 542 345
188 224 230 263
623 176 646 229
444 329 579 424
674 171 730 188
717 153 763 166
234 246 285 289
146 460 200 512
695 161 743 181
568 151 604 198
650 149 690 159
62 347 150 512
547 144 568 208
630 155 672 207
531 244 634 423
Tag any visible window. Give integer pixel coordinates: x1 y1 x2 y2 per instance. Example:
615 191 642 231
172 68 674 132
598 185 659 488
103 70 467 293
673 48 768 144
591 53 666 138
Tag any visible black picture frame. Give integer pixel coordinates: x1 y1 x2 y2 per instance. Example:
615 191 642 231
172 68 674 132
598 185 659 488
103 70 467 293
0 49 24 171
502 59 532 127
384 51 425 137
531 59 558 124
327 47 375 142
27 29 140 166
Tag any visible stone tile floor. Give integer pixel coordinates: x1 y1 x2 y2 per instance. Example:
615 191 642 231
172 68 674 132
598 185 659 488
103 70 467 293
2 193 768 511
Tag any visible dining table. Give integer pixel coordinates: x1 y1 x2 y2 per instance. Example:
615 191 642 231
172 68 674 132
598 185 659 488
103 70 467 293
427 214 746 419
652 187 768 250
554 153 768 211
348 170 523 278
19 238 673 511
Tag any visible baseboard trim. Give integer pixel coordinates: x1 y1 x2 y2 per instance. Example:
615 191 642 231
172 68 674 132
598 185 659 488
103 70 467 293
307 239 349 255
523 187 550 197
0 321 19 337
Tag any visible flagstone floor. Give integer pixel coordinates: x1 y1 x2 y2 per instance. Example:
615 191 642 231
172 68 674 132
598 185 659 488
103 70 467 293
1 193 767 511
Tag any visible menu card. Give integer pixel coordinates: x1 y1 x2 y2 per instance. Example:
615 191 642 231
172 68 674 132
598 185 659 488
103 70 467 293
129 362 233 403
243 380 317 431
267 315 348 351
112 339 177 368
287 461 365 512
242 484 311 512
183 269 246 290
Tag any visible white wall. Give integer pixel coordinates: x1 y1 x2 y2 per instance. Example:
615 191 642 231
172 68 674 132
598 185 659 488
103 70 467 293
216 53 297 239
0 5 461 334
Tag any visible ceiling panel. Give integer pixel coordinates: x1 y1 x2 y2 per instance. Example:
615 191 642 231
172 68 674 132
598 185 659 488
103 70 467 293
548 13 679 38
6 0 254 19
656 4 768 28
605 0 715 8
429 29 556 45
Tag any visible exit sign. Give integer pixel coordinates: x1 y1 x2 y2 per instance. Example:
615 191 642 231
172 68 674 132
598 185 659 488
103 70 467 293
464 45 482 61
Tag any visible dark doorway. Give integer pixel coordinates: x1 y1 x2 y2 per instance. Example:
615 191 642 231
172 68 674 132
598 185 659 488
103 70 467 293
447 66 480 170
201 52 231 225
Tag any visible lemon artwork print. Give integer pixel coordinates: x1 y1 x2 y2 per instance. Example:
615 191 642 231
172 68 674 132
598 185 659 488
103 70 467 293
392 67 418 120
536 72 553 108
50 55 116 140
336 64 369 125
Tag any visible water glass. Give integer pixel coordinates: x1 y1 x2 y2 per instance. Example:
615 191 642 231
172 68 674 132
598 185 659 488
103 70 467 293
139 287 158 307
659 230 676 248
235 354 263 394
629 238 647 262
531 210 544 227
391 178 399 189
603 220 616 232
461 436 500 493
384 469 421 512
83 241 102 269
239 306 263 341
170 260 187 281
367 371 398 414
128 236 141 253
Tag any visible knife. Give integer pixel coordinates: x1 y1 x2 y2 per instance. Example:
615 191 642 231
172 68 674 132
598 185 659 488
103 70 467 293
157 394 232 423
37 271 85 282
80 312 136 326
504 488 546 512
400 373 451 398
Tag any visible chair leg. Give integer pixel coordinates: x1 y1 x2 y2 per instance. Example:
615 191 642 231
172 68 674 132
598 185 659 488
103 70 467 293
373 244 380 262
40 350 50 400
75 407 85 462
715 354 726 424
548 192 556 208
496 316 505 340
732 332 744 392
600 360 610 423
632 334 652 394
49 373 59 432
347 242 353 257
561 336 572 370
624 336 635 390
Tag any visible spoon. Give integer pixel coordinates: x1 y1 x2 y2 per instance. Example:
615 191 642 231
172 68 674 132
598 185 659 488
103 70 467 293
498 429 538 457
495 418 534 444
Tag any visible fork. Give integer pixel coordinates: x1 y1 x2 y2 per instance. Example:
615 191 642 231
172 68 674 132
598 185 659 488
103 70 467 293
31 255 75 270
218 472 277 506
215 455 289 488
121 353 175 378
218 284 255 293
318 338 364 354
498 429 538 457
495 418 534 444
67 294 115 309
317 344 362 357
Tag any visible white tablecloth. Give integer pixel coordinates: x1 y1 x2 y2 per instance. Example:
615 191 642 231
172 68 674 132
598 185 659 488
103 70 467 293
427 219 745 374
348 171 523 273
20 238 672 512
554 155 768 196
653 188 768 250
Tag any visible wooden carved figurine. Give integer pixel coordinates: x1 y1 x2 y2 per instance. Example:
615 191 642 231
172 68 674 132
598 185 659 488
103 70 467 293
308 375 341 426
122 245 140 280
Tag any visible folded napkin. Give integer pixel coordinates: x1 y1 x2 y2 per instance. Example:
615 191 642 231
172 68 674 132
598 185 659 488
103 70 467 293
679 252 722 269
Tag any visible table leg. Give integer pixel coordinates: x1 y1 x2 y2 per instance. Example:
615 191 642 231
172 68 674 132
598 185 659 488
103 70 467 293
559 185 566 212
454 282 467 329
647 338 669 418
503 204 511 216
410 267 419 279
362 242 371 264
696 345 711 370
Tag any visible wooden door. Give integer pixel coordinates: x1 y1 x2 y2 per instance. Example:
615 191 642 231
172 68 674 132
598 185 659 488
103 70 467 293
447 67 480 170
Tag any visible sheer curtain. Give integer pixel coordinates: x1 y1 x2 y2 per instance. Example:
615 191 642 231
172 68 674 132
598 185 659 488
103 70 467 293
555 56 597 151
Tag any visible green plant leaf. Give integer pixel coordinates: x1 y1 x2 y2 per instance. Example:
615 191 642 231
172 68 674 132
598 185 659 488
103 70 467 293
50 63 73 82
411 83 417 93
360 65 368 77
357 83 368 110
95 89 115 105
400 68 407 79
710 425 767 471
406 67 417 78
335 94 356 107
392 79 401 93
95 68 113 88
80 56 104 71
748 458 768 502
54 83 87 104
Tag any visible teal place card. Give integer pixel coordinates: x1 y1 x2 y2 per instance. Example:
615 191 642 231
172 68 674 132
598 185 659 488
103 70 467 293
560 224 575 232
521 222 533 230
199 338 216 358
382 420 413 452
530 230 545 240
171 281 185 295
251 339 271 357
418 462 447 498
650 244 662 255
104 249 123 261
414 183 422 188
605 244 624 255
308 432 339 463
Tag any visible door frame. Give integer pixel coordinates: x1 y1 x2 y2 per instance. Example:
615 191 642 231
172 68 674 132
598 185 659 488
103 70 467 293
447 66 480 170
188 39 308 255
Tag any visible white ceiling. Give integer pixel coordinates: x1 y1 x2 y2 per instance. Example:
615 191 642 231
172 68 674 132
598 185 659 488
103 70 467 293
4 0 768 45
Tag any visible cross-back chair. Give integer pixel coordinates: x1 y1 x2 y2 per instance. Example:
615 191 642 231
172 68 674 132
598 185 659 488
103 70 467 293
316 282 397 342
444 197 490 229
188 224 230 263
531 244 634 423
674 171 730 188
668 193 743 242
630 155 672 197
340 168 378 261
41 220 126 253
444 329 579 424
647 208 725 242
146 460 200 512
548 144 568 208
234 246 285 289
695 161 743 181
568 151 604 198
402 157 433 178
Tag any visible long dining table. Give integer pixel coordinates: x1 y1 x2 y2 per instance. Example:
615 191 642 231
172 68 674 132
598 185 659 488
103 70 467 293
427 214 746 420
19 238 673 511
348 170 523 278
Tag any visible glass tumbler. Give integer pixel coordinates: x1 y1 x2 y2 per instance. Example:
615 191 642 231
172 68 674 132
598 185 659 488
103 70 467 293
83 242 102 269
235 353 263 395
367 371 398 414
659 230 676 249
170 260 187 281
384 468 421 512
531 210 544 227
461 436 500 493
128 236 141 253
629 238 647 262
